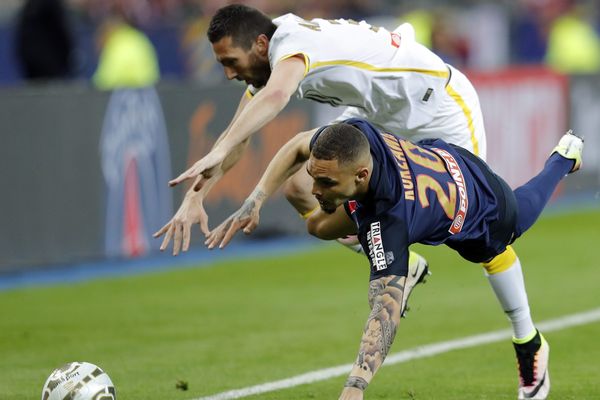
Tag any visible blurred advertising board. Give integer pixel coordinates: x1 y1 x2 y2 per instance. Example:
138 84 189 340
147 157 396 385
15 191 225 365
569 75 600 184
1 69 596 270
469 67 569 188
0 83 310 270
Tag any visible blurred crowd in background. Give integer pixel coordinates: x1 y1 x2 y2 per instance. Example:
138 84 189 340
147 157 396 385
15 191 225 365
1 0 599 87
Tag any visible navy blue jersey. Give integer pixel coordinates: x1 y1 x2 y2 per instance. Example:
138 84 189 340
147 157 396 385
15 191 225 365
314 119 509 280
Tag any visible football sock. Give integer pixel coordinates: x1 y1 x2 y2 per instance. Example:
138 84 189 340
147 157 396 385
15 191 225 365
512 329 538 345
484 250 536 340
513 153 573 237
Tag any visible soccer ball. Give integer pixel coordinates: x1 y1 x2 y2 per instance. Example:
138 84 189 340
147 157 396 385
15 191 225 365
41 361 116 400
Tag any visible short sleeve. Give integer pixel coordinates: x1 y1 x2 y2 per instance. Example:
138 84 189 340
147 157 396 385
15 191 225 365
308 125 329 151
269 17 315 71
357 211 410 280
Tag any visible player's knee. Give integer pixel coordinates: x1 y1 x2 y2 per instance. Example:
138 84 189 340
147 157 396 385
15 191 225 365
482 246 517 274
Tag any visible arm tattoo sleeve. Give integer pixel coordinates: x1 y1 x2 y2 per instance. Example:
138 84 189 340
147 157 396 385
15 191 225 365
238 190 266 220
355 275 404 379
238 198 256 220
344 376 369 390
253 189 267 203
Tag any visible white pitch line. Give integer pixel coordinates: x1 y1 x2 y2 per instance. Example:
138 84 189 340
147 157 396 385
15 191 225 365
192 307 600 400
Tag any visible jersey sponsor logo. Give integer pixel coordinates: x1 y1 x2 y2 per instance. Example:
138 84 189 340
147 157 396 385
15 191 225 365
367 221 387 271
431 148 468 234
390 32 401 48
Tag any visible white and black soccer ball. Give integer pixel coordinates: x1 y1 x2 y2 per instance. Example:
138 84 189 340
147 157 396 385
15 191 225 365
41 361 116 400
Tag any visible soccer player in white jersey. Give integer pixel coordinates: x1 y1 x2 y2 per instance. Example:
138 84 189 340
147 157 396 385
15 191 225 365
154 5 548 399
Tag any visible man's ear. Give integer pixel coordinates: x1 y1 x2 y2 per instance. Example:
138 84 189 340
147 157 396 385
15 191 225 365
256 34 270 56
356 167 369 183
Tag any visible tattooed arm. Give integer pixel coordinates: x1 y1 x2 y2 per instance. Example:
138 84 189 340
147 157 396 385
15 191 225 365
339 275 405 400
206 129 316 249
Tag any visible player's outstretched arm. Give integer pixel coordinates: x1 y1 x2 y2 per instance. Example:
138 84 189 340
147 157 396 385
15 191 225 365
180 90 253 193
339 275 404 400
206 128 315 249
169 56 307 189
154 91 257 255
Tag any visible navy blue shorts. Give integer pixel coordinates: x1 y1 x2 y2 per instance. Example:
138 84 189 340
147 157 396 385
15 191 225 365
445 146 518 263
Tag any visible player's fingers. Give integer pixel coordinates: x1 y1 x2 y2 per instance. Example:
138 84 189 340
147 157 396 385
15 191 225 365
206 233 220 249
208 226 228 249
208 214 239 249
199 216 209 237
243 218 258 234
205 224 221 245
182 223 191 252
206 223 226 249
153 221 170 238
205 235 215 249
173 223 183 256
168 165 198 187
168 173 188 187
204 230 214 245
159 225 174 251
219 220 242 248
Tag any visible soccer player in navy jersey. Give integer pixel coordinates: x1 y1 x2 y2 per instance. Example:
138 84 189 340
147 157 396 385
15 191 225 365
206 118 583 400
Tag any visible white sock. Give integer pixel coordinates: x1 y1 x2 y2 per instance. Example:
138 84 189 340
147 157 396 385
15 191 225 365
485 258 536 340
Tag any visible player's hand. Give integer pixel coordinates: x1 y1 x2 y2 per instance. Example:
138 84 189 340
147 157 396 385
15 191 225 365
205 197 262 249
153 191 209 256
338 387 364 400
169 148 227 190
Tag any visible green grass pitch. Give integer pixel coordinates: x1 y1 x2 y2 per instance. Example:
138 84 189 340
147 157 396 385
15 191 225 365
1 210 599 399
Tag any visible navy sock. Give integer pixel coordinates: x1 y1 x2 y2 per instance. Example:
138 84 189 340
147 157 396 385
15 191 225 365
513 154 573 236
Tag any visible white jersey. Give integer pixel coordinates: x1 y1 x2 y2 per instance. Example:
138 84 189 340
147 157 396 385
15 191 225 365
251 14 486 159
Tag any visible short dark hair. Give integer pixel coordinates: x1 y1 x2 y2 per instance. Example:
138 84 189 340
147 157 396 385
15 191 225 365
207 4 277 50
312 123 370 165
